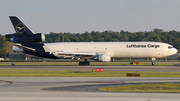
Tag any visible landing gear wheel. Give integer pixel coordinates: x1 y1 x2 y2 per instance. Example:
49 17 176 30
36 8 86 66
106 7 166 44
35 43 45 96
79 62 83 65
152 62 155 66
84 61 90 65
87 61 90 65
79 61 90 65
84 62 87 65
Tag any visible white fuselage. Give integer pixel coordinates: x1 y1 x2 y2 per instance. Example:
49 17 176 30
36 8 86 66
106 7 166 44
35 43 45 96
44 42 177 58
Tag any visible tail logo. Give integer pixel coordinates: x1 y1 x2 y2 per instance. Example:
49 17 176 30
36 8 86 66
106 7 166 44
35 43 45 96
16 23 26 33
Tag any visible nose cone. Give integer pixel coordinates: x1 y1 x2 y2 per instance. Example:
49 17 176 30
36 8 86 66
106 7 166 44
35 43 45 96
174 48 178 54
172 48 178 55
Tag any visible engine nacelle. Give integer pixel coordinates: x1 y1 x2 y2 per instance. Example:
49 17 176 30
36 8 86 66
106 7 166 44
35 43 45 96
8 33 45 43
94 54 111 62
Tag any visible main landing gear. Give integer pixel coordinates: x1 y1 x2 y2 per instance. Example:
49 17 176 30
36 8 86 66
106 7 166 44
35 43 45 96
79 59 90 65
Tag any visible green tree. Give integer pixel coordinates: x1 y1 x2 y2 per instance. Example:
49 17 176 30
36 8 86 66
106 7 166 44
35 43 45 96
43 29 180 49
0 36 13 58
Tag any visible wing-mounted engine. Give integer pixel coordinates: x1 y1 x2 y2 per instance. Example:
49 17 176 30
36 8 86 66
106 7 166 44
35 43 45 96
6 33 45 43
94 54 111 62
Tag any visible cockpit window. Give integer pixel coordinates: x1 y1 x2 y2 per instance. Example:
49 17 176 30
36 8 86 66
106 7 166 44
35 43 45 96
168 46 173 49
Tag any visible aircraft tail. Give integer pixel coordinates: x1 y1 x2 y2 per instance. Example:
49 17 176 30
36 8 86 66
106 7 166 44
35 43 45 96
6 16 45 43
9 16 34 35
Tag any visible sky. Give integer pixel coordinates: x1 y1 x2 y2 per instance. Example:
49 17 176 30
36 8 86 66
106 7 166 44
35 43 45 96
1 0 180 35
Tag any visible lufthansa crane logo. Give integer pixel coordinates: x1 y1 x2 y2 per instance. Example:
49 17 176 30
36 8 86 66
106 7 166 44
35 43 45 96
16 23 26 33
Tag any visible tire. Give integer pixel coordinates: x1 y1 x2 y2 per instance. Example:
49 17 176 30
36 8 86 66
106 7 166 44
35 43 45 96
152 62 155 66
86 62 90 65
79 61 90 65
84 62 87 65
79 62 83 65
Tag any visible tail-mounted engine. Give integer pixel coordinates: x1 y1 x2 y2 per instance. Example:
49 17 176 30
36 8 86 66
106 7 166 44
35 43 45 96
5 33 45 43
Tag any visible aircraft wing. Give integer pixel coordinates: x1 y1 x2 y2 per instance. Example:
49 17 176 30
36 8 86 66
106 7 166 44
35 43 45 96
54 51 96 56
14 44 97 60
53 51 97 59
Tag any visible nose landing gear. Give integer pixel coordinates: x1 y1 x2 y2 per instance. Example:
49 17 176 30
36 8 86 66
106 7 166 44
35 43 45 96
152 58 156 66
152 62 155 66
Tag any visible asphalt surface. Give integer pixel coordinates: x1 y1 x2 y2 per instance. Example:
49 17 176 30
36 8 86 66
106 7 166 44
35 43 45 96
45 82 180 92
0 65 180 101
0 77 180 101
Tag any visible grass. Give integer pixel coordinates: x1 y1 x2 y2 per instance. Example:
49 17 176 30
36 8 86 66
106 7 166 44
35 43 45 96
0 70 180 77
99 83 180 93
0 62 174 66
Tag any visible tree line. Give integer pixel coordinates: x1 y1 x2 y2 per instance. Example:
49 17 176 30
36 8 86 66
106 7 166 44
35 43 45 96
0 28 180 58
45 28 180 49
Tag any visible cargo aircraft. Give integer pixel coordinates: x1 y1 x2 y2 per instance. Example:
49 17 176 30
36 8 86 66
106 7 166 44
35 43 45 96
6 16 177 65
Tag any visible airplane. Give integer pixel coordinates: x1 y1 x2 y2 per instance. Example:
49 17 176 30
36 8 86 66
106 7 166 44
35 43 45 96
5 16 178 66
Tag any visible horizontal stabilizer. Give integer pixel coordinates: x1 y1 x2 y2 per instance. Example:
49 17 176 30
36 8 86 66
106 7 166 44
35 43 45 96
14 44 36 51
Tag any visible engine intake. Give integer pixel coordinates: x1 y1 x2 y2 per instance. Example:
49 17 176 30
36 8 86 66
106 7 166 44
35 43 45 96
7 33 45 43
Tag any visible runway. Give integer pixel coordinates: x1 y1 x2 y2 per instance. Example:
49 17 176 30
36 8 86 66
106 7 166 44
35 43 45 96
0 77 180 101
1 65 180 72
0 65 180 101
